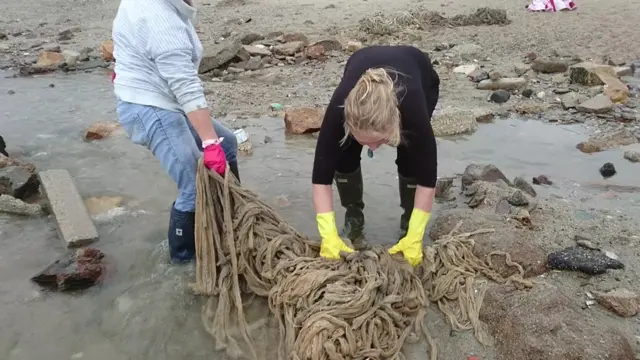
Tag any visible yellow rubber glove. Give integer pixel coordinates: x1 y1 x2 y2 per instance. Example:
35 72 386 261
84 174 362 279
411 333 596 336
317 212 354 260
388 209 431 267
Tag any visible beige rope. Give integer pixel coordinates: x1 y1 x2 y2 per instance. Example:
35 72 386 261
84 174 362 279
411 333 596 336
192 163 532 360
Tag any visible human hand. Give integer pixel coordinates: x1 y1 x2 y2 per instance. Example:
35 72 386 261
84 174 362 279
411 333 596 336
203 141 227 176
388 209 431 267
317 212 354 259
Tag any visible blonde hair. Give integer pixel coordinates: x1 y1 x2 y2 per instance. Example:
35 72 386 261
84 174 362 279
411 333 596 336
342 67 402 147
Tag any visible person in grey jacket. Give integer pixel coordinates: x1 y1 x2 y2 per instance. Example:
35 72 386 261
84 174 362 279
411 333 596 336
112 0 239 263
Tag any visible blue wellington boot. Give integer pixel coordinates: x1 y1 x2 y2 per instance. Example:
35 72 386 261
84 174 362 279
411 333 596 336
168 204 196 263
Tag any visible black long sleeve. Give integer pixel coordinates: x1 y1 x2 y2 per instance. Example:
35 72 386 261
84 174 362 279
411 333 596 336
311 88 347 185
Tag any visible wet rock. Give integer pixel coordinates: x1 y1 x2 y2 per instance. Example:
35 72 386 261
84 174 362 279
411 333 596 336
31 248 105 291
461 164 510 190
36 51 65 67
480 283 636 360
344 40 362 54
547 246 624 275
0 194 43 216
431 109 477 136
569 62 616 86
521 88 533 98
473 108 494 123
577 129 638 154
477 78 527 91
272 41 304 56
600 71 630 103
592 288 640 317
245 56 262 71
100 39 114 61
623 150 640 163
199 39 243 73
599 162 616 178
576 94 613 114
239 32 264 45
62 49 81 66
489 90 510 103
530 58 569 73
614 66 632 77
0 165 40 200
532 175 552 185
434 177 453 199
284 107 324 134
85 121 122 141
513 176 536 197
303 44 325 59
467 69 488 82
560 92 586 109
242 44 271 57
450 43 482 61
506 190 529 206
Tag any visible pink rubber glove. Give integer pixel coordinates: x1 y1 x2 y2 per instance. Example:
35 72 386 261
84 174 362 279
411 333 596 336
203 142 227 175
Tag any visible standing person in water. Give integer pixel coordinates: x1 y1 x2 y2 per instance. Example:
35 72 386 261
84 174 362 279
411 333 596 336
112 0 240 263
312 45 440 267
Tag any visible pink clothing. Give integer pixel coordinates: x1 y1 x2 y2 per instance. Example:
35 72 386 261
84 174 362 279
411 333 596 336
527 0 577 11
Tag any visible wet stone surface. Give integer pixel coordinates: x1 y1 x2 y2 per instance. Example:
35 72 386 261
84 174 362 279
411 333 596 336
547 246 625 275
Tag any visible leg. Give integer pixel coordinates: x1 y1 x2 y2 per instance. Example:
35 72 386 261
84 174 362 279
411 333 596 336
396 144 418 238
187 118 240 183
334 140 365 246
117 101 200 262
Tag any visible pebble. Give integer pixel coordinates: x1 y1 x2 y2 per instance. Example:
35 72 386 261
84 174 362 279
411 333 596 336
547 246 625 275
489 90 510 103
506 190 529 206
513 176 537 197
599 162 617 178
522 89 533 98
532 175 552 185
623 150 640 163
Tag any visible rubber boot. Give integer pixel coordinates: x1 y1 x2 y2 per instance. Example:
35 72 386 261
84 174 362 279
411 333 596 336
398 175 417 239
229 161 240 184
168 203 196 263
334 168 365 247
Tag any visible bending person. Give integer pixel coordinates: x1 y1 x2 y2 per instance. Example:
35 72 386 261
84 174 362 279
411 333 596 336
112 0 240 263
312 45 440 267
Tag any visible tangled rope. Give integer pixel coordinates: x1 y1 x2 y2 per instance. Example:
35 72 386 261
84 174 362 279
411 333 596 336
192 163 532 360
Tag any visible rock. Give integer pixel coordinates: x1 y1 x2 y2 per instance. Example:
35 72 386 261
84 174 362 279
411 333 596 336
30 248 105 291
506 190 529 206
530 58 569 73
282 33 309 45
239 32 264 45
614 66 632 77
513 63 530 76
234 47 251 62
532 175 552 185
43 44 61 52
553 87 570 94
480 283 636 360
592 288 640 317
242 45 271 57
245 56 262 71
272 41 304 56
304 44 325 59
62 49 81 66
58 29 74 41
489 90 510 103
599 162 616 178
309 39 341 52
100 40 114 61
536 91 545 99
623 150 640 162
434 177 453 199
36 51 65 67
575 94 613 114
284 107 324 134
450 43 482 61
474 109 494 123
199 39 243 73
0 165 40 200
467 69 488 82
521 88 533 98
560 92 586 109
599 71 630 103
477 78 527 91
569 62 616 86
0 194 43 216
344 41 363 53
85 121 122 141
513 102 549 115
547 246 624 275
461 164 510 190
488 69 502 81
430 109 477 137
513 177 536 197
576 129 638 153
453 64 478 75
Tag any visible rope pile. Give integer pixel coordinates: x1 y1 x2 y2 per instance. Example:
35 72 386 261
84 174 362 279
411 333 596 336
192 163 532 360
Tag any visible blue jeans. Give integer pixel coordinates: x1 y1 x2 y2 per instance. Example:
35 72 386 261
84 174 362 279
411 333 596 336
116 101 238 212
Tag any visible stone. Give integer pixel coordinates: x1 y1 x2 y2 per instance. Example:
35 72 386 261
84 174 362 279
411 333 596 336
199 39 243 73
569 62 616 86
547 246 624 275
450 43 482 61
513 176 536 197
234 47 251 62
31 248 105 291
521 88 533 98
344 41 363 53
480 283 636 360
489 90 510 103
245 56 262 71
530 58 569 73
560 92 586 109
0 165 40 200
553 87 570 94
599 71 630 103
100 40 114 61
430 109 477 137
477 78 527 91
39 169 99 247
0 194 43 216
284 107 324 134
272 41 304 56
36 51 65 67
623 150 640 162
461 164 510 190
575 94 613 114
614 66 632 77
576 129 638 153
62 49 81 66
239 32 264 45
467 69 488 82
532 175 552 185
488 69 502 81
599 162 616 178
85 121 122 141
58 29 74 41
309 39 341 52
282 33 309 45
506 190 529 206
513 63 530 76
434 177 453 199
242 45 271 57
453 64 478 75
304 44 325 59
592 288 640 317
474 109 494 123
43 44 61 52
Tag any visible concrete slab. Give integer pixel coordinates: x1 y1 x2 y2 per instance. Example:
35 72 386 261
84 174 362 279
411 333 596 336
38 169 98 247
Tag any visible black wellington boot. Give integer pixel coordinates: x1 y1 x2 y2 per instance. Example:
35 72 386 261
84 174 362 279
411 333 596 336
168 203 196 263
334 167 365 247
398 174 417 239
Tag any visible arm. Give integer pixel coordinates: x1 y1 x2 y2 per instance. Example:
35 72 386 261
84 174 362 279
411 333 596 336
146 18 217 142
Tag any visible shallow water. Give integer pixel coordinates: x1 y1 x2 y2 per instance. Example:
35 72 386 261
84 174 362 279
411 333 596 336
1 71 639 360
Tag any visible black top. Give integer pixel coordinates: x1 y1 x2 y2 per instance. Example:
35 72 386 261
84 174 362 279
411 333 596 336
311 45 440 187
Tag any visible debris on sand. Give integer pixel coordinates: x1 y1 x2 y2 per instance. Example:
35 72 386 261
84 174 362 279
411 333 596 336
31 248 106 291
547 246 624 275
